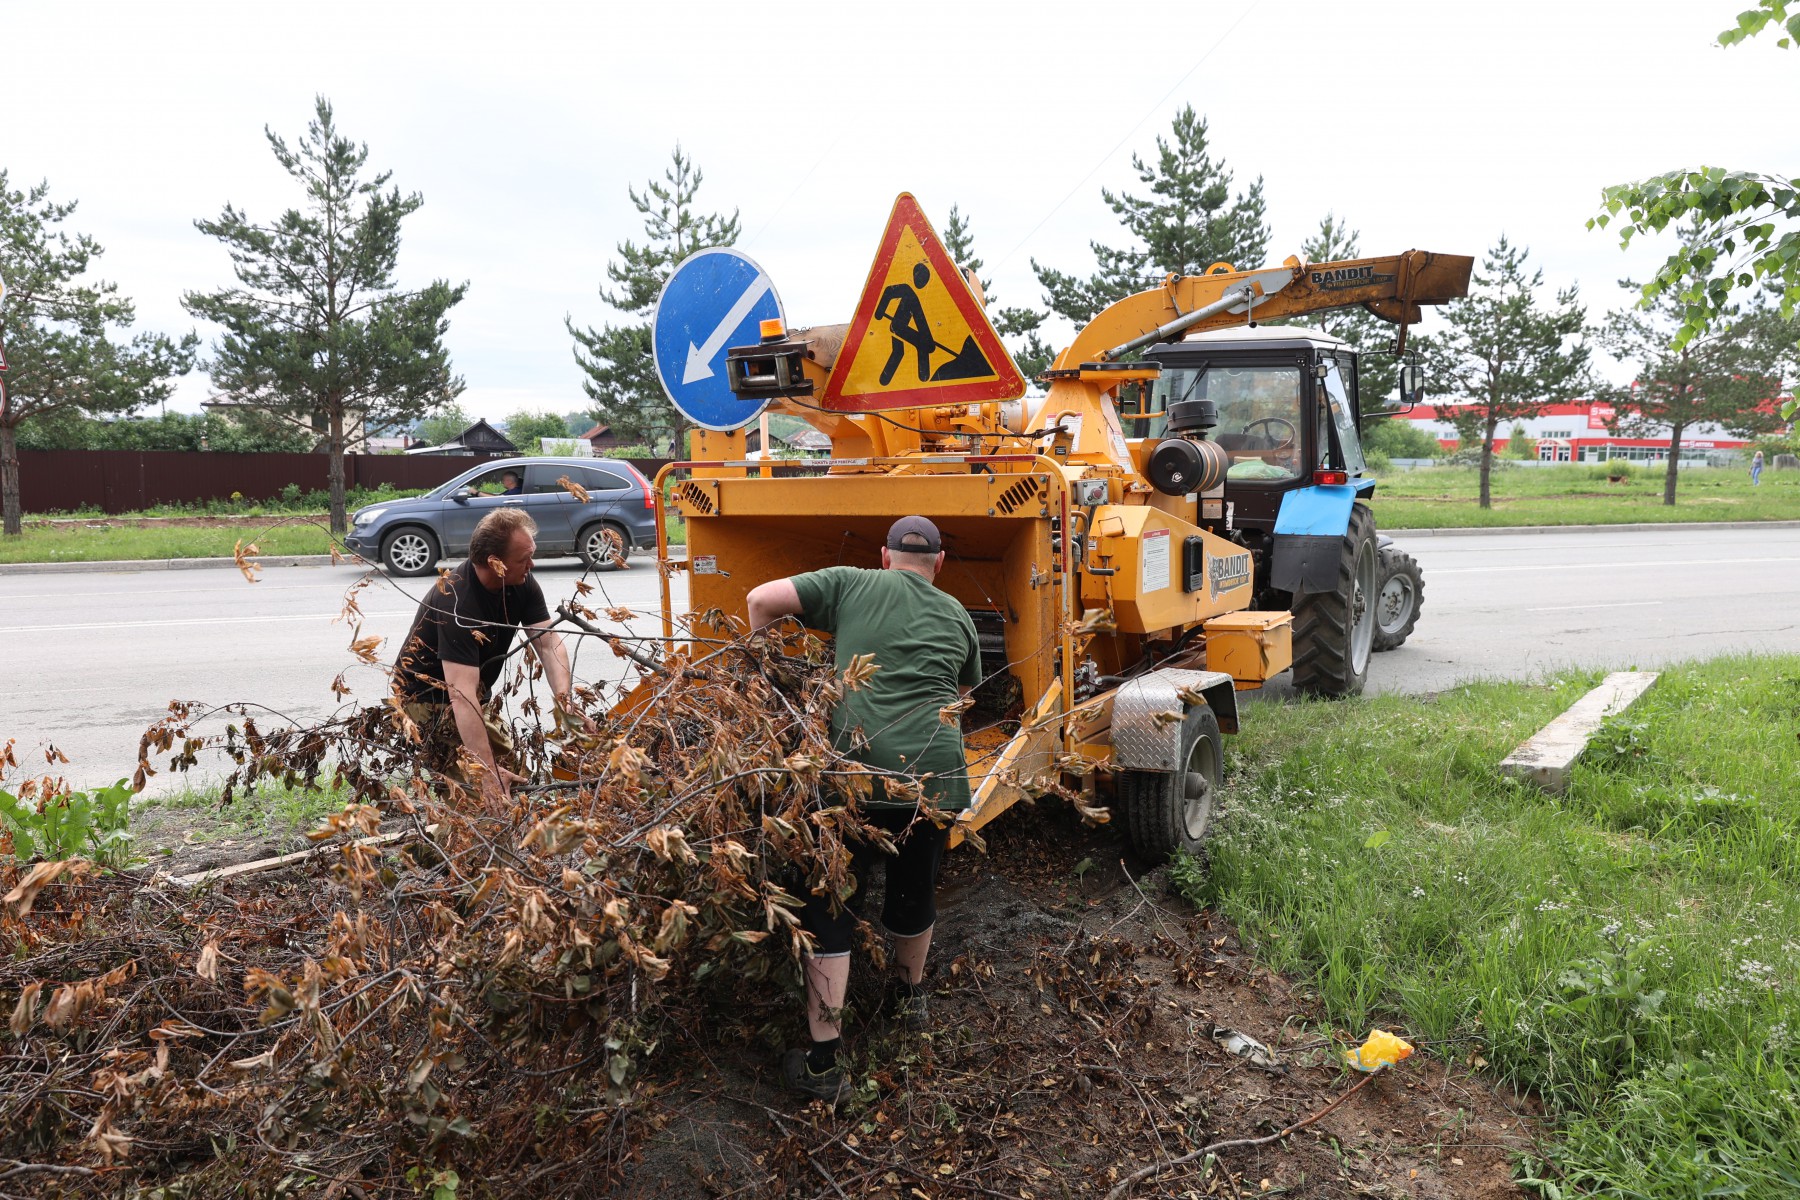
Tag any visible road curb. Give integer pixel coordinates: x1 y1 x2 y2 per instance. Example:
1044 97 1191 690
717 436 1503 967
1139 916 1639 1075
0 547 690 577
1383 519 1800 538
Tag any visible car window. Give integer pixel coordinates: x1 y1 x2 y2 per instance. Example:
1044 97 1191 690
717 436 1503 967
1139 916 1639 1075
575 466 631 492
453 466 525 497
524 465 573 495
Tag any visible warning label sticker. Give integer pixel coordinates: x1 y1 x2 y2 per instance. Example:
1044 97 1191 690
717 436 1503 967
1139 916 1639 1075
1140 528 1171 593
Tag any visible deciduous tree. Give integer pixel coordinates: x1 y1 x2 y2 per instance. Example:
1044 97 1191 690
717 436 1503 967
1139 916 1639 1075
184 97 467 534
0 173 196 534
504 409 575 450
1437 237 1592 508
1601 275 1793 504
567 147 739 454
412 403 470 448
1593 1 1800 418
1031 107 1269 328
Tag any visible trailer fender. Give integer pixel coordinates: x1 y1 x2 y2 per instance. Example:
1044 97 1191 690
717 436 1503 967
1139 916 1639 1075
1111 668 1239 771
1272 483 1357 594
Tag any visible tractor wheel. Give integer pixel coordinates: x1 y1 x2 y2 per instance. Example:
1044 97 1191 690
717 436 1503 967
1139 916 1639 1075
578 522 629 571
1117 704 1222 860
381 527 440 578
1289 502 1378 697
1371 546 1424 652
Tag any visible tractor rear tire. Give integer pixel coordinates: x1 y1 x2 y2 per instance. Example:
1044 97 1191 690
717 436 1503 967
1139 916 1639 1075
1371 546 1424 652
1289 502 1378 697
1117 704 1222 861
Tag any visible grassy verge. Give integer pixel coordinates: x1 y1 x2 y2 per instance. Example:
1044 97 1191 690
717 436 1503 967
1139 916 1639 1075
132 775 355 851
0 517 341 563
1 514 685 563
1370 463 1800 528
1174 656 1800 1197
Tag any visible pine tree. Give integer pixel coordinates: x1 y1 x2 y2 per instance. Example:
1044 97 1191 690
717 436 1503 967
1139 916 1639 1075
1031 107 1269 328
566 148 739 454
1437 237 1592 508
1601 274 1793 505
0 172 197 535
184 97 467 535
939 204 1056 383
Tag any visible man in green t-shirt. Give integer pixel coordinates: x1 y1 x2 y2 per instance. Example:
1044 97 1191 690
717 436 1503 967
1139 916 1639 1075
747 515 982 1101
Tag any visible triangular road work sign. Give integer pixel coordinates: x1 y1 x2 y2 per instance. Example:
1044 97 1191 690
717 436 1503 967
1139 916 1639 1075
821 193 1025 412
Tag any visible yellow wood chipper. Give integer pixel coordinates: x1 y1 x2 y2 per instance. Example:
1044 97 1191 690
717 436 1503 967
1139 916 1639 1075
625 194 1470 858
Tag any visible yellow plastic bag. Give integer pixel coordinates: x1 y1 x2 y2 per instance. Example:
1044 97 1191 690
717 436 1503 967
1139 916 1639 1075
1343 1028 1414 1072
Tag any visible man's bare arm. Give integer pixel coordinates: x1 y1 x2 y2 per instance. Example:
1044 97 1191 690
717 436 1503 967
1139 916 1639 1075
442 659 508 799
746 579 803 632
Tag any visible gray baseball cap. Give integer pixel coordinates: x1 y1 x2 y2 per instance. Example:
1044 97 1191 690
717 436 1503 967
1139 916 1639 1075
886 515 941 554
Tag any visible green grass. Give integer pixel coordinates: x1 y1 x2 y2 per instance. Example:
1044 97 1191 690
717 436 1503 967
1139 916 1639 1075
1174 656 1800 1197
136 774 355 842
1370 462 1800 529
0 517 340 563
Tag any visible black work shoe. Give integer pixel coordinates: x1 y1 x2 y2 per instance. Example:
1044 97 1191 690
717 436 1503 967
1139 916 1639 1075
781 1048 849 1103
890 988 930 1032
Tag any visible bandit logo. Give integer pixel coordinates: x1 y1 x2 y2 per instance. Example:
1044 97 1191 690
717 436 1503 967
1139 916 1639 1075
1208 551 1252 600
1310 266 1396 292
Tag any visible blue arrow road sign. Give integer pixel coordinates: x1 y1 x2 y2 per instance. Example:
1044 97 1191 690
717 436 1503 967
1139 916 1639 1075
652 248 786 432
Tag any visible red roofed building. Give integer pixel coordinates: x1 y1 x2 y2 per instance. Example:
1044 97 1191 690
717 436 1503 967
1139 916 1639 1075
1398 400 1773 465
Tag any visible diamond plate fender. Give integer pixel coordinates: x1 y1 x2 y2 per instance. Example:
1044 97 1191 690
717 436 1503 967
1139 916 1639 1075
1110 668 1240 771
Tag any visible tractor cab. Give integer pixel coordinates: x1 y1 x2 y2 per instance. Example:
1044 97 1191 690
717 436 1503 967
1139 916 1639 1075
1138 326 1369 542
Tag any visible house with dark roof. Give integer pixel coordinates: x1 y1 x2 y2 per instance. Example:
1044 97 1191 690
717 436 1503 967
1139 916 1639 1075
404 418 519 456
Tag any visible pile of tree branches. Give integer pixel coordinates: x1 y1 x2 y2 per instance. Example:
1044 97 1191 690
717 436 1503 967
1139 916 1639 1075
1 617 935 1196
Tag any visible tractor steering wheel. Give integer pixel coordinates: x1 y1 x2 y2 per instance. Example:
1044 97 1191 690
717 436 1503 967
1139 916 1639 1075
1242 417 1298 449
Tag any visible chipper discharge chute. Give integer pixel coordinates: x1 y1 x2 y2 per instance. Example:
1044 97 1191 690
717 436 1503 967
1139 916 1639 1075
619 193 1471 859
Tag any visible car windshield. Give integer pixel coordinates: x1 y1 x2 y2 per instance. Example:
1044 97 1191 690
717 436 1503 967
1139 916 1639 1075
1154 365 1305 483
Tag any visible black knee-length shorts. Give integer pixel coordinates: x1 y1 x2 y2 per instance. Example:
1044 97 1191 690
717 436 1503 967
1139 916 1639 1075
799 807 950 955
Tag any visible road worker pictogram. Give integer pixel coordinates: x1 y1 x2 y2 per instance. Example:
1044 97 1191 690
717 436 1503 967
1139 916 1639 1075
821 193 1024 411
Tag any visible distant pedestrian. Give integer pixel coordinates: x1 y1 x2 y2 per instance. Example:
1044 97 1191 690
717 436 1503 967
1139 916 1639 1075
1751 450 1764 486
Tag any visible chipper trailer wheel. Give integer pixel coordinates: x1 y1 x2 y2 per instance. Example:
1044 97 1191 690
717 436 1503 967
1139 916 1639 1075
1371 545 1424 652
1118 704 1222 860
1289 502 1378 697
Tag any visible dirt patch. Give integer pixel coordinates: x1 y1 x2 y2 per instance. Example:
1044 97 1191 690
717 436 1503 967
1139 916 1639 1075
604 800 1542 1198
130 798 339 878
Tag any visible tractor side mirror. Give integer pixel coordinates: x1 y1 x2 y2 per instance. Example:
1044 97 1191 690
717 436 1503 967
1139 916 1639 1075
1397 362 1424 406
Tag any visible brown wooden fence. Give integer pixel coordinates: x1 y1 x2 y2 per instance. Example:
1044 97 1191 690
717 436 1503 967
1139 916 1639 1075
18 450 675 515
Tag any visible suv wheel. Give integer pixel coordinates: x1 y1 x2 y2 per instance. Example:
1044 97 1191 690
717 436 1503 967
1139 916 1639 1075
382 528 440 577
578 522 628 571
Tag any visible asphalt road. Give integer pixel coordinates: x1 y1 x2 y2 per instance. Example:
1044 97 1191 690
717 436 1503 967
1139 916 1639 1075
4 523 1797 794
0 556 675 795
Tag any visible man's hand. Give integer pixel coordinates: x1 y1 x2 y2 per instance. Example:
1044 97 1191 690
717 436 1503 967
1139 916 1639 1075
555 692 601 737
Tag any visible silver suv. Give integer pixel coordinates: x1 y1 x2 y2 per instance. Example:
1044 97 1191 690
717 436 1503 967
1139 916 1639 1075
344 457 660 577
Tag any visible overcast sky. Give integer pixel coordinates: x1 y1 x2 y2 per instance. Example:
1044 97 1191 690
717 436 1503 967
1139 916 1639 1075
6 0 1794 422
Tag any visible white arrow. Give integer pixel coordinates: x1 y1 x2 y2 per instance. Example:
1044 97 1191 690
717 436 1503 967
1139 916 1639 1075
682 274 773 385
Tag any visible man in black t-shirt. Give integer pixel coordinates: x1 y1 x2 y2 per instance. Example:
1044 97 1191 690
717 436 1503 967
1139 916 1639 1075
393 507 587 805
